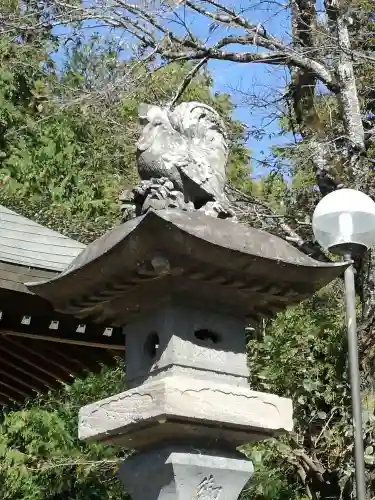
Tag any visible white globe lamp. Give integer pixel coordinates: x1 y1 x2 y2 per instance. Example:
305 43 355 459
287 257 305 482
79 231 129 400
313 188 375 500
312 188 375 255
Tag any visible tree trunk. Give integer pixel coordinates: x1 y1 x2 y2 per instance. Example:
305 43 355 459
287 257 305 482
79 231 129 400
325 0 367 183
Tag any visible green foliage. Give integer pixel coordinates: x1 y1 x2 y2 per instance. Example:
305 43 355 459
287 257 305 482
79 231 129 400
241 442 306 500
244 284 375 499
0 35 252 242
0 35 134 242
250 286 348 406
0 364 128 500
255 172 288 212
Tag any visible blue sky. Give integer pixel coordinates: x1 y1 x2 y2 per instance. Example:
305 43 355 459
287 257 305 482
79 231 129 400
53 1 296 177
204 4 293 175
158 1 295 176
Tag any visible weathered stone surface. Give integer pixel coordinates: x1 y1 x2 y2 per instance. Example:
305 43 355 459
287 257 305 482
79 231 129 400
78 374 293 449
118 446 253 500
119 178 195 220
120 101 234 221
124 304 248 387
119 178 235 221
27 210 348 325
136 102 228 207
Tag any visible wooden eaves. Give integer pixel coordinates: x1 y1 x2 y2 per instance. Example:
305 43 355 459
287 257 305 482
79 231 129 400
0 205 123 408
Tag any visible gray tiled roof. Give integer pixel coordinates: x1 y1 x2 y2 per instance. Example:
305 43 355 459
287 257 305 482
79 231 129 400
0 205 85 272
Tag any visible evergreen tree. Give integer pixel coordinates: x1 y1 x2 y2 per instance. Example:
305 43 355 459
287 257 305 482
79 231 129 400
0 32 252 242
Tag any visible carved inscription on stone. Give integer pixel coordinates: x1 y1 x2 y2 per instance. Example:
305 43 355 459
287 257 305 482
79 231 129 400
196 475 222 500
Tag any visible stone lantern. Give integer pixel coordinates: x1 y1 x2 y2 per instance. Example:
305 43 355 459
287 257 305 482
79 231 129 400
29 209 346 500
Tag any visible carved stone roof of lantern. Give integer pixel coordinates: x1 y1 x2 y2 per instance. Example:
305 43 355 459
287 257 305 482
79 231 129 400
27 210 348 326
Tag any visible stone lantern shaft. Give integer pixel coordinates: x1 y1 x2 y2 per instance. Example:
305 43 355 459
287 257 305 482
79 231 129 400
116 303 257 499
80 298 288 500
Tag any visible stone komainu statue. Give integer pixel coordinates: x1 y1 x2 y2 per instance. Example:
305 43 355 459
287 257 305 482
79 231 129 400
120 101 234 220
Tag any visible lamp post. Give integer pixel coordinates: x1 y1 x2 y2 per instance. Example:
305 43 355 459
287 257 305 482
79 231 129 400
313 188 375 500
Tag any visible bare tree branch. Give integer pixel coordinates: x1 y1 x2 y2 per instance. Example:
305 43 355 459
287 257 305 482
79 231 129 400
167 56 209 108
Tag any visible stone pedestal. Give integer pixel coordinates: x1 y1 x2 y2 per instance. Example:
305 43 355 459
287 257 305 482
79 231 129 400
79 303 293 452
78 302 292 498
28 210 347 499
118 446 253 500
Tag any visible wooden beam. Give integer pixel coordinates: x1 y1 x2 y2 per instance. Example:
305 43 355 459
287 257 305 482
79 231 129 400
36 341 87 368
0 377 29 398
0 322 120 407
0 388 19 403
30 339 97 374
0 341 65 381
0 369 41 393
3 336 76 377
1 329 124 350
24 337 110 378
0 391 11 405
0 356 53 388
